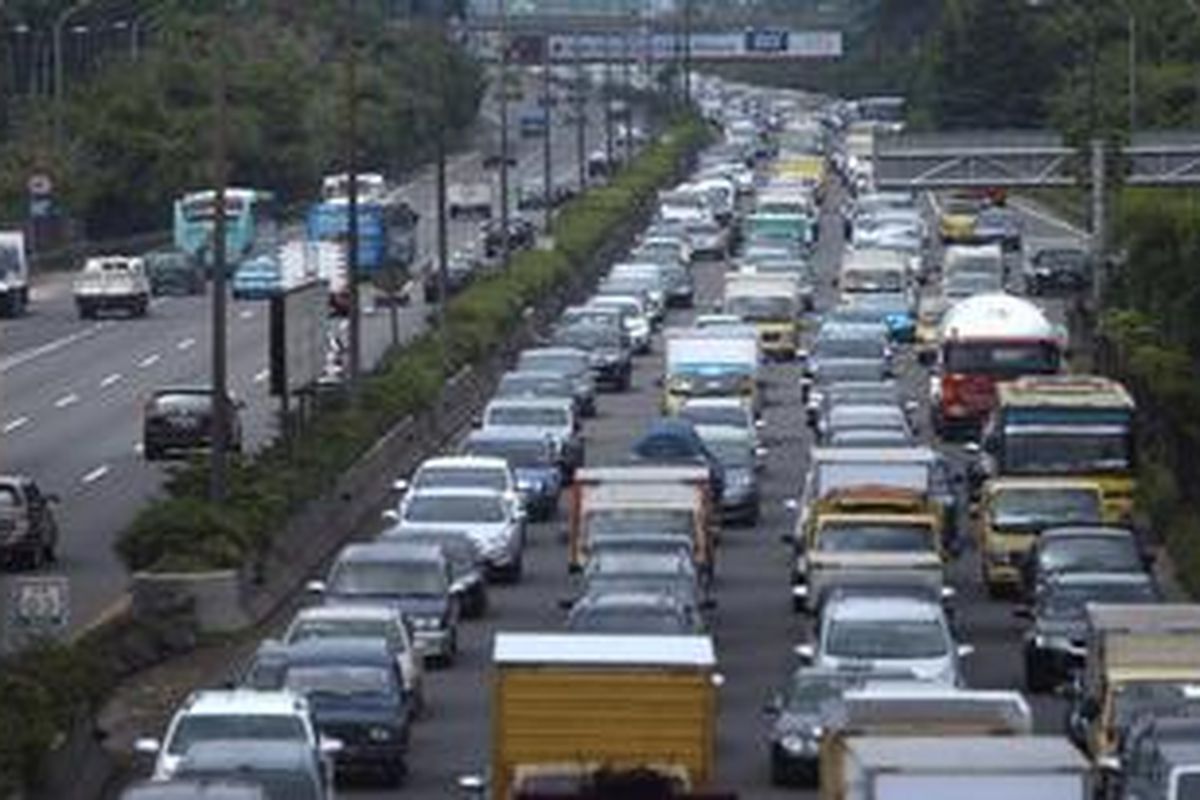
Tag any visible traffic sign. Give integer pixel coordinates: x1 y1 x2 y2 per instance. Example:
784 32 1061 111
27 173 53 196
6 576 70 646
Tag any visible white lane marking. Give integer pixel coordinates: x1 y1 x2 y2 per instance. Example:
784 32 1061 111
0 323 107 374
81 464 110 485
54 393 79 409
176 337 196 351
3 416 30 434
253 368 269 383
239 309 254 320
1009 197 1089 238
138 353 161 368
100 373 123 388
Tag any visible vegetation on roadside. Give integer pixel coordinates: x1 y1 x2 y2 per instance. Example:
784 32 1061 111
0 115 710 795
0 1 483 237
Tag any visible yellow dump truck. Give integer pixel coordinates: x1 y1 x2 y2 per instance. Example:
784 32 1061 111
819 687 1033 800
474 632 719 800
1072 604 1200 766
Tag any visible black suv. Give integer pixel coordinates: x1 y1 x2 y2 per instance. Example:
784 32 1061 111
143 387 243 460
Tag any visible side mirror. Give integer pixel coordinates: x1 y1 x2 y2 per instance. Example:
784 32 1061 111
458 774 487 796
940 586 956 601
956 644 976 658
392 479 409 493
472 415 483 428
763 695 783 717
701 597 718 611
755 446 768 458
382 509 401 523
557 596 576 610
133 737 161 755
783 498 799 512
793 643 815 662
1097 755 1122 773
305 580 327 596
1012 605 1034 620
754 418 765 429
319 737 344 756
963 442 981 456
795 349 810 363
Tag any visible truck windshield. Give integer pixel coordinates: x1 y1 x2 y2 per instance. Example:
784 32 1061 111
944 341 1060 376
1176 772 1200 800
0 244 21 276
815 337 884 359
1001 429 1131 474
1113 683 1200 732
816 522 935 553
588 509 693 537
726 295 794 321
992 488 1102 531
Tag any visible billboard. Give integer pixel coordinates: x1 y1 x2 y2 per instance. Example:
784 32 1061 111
269 279 328 397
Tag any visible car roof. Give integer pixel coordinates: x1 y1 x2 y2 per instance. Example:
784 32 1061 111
269 636 395 667
182 689 307 717
418 456 510 471
826 593 943 622
405 486 508 500
680 397 748 410
502 370 572 381
177 739 317 773
465 428 558 446
1045 571 1155 588
1040 526 1135 541
292 604 398 623
486 396 573 411
694 424 752 444
520 347 588 359
121 782 265 800
336 541 446 564
575 590 691 611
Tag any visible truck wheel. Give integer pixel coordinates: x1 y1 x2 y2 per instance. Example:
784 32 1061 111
77 302 93 320
134 296 149 317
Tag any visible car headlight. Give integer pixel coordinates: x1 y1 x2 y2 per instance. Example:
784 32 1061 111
780 732 818 755
670 377 694 393
369 726 395 742
412 616 441 630
726 470 753 489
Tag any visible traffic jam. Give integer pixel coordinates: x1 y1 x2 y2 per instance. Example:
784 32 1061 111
121 76 1200 800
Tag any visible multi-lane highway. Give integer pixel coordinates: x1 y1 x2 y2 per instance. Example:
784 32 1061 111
101 162 1102 799
0 84 621 635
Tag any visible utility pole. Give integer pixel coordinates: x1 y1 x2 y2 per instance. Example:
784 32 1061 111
53 0 94 145
541 28 553 233
575 36 586 191
209 6 231 503
683 0 693 106
604 29 614 172
345 0 361 386
1126 9 1137 132
497 0 511 264
1090 138 1107 310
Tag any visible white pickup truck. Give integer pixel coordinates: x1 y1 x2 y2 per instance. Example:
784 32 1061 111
74 256 151 318
447 182 493 219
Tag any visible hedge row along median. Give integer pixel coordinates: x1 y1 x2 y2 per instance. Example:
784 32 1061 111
0 114 710 798
118 115 709 575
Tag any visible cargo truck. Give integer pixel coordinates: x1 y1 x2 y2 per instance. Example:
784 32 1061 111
459 633 722 800
826 735 1090 800
663 326 759 416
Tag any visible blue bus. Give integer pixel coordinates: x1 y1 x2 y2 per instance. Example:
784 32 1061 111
173 188 277 268
305 199 418 274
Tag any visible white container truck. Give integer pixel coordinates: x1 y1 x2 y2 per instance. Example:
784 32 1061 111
828 735 1090 800
0 230 30 316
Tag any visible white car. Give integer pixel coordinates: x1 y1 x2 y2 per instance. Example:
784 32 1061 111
798 593 972 685
397 487 527 582
589 295 652 354
135 689 329 780
395 456 519 513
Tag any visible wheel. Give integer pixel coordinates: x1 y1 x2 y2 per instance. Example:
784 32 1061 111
77 302 93 320
143 443 162 461
382 758 407 787
1024 650 1054 694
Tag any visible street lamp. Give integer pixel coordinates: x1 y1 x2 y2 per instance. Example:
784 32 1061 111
53 0 96 143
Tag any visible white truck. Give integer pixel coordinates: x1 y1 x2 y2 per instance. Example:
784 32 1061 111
663 325 760 415
829 735 1090 800
0 230 30 317
448 182 493 219
74 255 151 318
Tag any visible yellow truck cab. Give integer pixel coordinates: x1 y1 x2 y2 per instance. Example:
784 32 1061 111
1073 604 1200 767
474 633 719 800
976 477 1104 594
792 486 946 614
723 272 800 360
984 375 1136 521
662 325 760 416
568 466 714 577
938 193 984 243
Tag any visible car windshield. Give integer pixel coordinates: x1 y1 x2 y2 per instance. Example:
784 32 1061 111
415 467 507 493
167 715 307 754
1113 683 1200 731
842 269 904 292
944 342 1060 376
283 665 396 699
1040 536 1141 574
818 463 928 494
177 766 318 800
487 406 569 427
783 674 858 713
848 293 909 314
152 393 211 412
1041 580 1158 619
1002 431 1131 473
588 509 694 537
816 522 935 553
1035 249 1087 271
815 337 885 359
288 619 401 649
945 273 1003 296
726 295 794 320
328 560 446 596
465 439 553 467
825 618 948 659
555 325 622 350
570 608 688 634
993 488 1102 530
404 494 506 523
829 408 905 431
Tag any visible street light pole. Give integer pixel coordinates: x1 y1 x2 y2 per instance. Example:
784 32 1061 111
1126 8 1137 132
209 6 231 504
345 0 361 387
541 28 553 233
53 0 94 144
498 0 511 264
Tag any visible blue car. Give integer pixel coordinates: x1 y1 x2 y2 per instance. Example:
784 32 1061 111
629 418 726 504
461 429 563 521
841 292 916 343
231 254 283 300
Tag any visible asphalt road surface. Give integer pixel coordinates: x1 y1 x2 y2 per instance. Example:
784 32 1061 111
0 85 624 636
